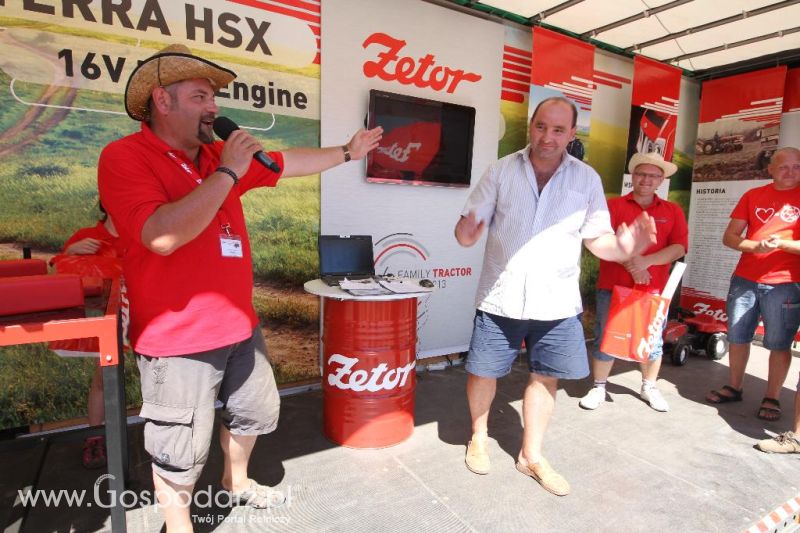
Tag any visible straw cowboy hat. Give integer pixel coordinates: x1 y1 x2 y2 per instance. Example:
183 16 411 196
628 151 678 178
124 44 236 121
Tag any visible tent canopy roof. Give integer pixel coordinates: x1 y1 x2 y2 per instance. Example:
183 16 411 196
440 0 800 78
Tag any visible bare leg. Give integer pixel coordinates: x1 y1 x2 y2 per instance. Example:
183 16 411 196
519 373 558 464
87 362 104 427
793 389 800 434
467 374 496 439
764 350 792 400
152 472 193 533
641 357 662 383
727 343 750 390
590 358 614 383
707 342 749 401
220 425 257 493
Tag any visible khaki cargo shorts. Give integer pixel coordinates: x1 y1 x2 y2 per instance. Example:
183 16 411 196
137 328 280 485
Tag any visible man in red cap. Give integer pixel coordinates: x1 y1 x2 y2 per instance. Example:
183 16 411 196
99 44 381 530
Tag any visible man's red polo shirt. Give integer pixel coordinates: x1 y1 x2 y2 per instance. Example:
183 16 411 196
596 193 688 294
98 123 283 356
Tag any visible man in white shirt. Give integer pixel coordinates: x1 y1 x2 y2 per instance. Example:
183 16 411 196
454 97 656 496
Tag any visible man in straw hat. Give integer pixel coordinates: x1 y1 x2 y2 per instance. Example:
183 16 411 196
455 97 657 496
579 151 687 413
98 44 381 529
706 147 800 426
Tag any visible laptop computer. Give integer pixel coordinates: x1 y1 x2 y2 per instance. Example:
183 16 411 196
318 235 376 286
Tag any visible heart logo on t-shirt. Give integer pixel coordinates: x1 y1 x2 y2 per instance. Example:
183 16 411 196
755 207 775 223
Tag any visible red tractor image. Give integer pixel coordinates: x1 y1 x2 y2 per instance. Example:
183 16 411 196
695 132 744 155
662 308 728 366
636 109 676 161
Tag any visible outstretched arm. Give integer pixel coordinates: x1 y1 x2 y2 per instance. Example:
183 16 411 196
584 211 657 262
281 127 383 178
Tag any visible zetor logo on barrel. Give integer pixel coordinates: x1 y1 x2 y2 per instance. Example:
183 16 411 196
362 32 481 94
327 354 415 392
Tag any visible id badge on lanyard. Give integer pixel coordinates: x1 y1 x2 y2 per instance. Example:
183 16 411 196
219 223 243 258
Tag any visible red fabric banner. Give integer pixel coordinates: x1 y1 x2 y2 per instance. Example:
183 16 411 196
784 68 800 113
699 66 787 124
531 27 594 105
631 55 681 107
680 66 789 327
626 55 682 163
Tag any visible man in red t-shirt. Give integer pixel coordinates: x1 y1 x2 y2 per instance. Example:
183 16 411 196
98 44 382 530
579 152 688 413
707 147 800 433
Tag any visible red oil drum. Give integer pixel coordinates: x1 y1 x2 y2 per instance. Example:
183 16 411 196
322 297 417 448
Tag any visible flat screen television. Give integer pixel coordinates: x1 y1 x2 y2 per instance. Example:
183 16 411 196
366 89 475 188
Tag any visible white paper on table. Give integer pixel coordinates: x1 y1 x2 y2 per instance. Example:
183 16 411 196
339 278 382 290
378 278 433 294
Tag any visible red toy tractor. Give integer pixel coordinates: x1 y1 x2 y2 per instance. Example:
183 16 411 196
662 308 728 366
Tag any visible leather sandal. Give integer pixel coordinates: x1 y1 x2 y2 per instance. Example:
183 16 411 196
706 385 743 404
757 397 781 421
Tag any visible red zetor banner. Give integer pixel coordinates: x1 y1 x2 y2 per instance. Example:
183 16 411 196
699 66 787 123
680 67 787 327
529 27 594 160
369 121 441 181
600 287 671 362
531 27 594 92
625 55 681 165
785 68 800 113
530 27 594 110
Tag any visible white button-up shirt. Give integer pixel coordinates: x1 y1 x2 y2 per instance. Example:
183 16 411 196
462 146 612 320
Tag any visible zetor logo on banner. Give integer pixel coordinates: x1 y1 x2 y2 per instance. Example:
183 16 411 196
362 32 481 93
327 353 415 392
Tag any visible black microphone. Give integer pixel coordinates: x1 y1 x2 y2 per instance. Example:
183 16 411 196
212 116 281 173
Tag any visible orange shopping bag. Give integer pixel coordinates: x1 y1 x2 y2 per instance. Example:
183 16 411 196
599 262 686 362
599 288 670 362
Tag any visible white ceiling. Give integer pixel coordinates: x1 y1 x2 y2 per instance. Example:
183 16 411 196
458 0 800 73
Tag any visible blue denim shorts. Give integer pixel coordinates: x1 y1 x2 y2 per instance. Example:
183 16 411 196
726 275 800 350
592 289 663 362
465 310 589 379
